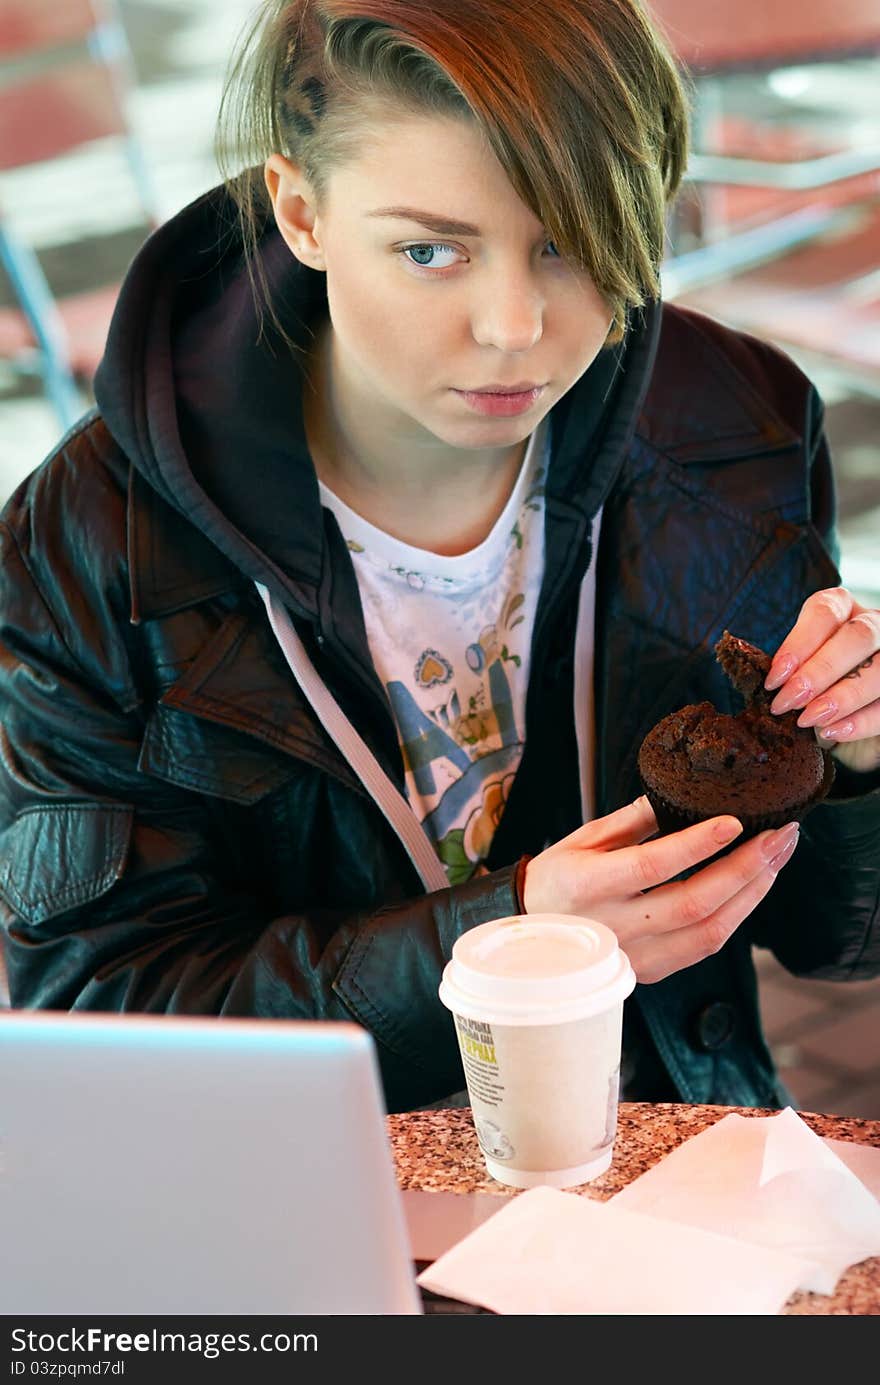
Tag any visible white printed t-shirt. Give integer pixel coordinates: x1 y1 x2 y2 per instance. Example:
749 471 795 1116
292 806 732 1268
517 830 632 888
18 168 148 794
318 416 550 885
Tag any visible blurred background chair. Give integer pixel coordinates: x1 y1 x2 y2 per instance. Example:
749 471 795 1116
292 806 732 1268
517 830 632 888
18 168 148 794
0 0 159 430
651 0 880 394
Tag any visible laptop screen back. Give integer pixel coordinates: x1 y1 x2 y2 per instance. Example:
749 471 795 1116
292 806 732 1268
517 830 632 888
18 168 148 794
0 1011 421 1314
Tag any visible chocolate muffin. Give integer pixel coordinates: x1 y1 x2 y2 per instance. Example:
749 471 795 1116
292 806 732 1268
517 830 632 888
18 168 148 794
637 630 835 837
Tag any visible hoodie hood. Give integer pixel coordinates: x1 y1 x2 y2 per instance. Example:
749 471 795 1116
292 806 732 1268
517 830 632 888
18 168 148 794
94 181 661 625
95 182 332 622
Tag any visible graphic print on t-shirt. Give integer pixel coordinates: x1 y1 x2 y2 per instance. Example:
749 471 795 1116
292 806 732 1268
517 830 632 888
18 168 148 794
319 419 549 884
389 588 531 883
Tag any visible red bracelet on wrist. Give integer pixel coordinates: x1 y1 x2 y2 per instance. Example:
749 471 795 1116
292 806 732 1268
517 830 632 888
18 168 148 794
513 854 532 913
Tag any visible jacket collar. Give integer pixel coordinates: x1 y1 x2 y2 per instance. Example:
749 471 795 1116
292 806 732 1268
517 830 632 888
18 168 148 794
127 295 831 824
125 277 805 627
127 465 246 623
637 303 802 463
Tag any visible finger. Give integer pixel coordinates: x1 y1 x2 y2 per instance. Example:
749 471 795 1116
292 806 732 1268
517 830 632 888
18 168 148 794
816 696 880 745
819 714 880 770
795 638 880 728
638 821 799 936
567 795 658 852
826 730 880 773
625 838 796 984
598 813 744 895
764 587 860 697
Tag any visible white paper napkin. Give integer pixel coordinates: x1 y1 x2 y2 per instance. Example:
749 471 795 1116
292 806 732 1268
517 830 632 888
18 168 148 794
613 1108 880 1294
415 1111 880 1313
416 1185 810 1314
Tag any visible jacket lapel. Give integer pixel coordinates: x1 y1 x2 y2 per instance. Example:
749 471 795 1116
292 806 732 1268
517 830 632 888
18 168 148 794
138 605 365 799
128 470 364 796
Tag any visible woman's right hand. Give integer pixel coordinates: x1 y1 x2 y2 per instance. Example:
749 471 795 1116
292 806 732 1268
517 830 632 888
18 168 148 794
521 796 800 983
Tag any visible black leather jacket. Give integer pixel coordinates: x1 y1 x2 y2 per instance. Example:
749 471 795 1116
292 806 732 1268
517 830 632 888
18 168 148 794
1 186 878 1112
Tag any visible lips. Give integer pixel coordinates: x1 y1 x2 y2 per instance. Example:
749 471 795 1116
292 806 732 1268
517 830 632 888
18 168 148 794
464 382 543 394
454 385 545 417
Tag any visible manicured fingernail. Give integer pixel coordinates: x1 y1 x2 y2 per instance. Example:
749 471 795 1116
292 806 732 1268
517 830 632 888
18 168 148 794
765 655 796 692
761 822 799 861
822 721 854 740
713 818 743 845
798 699 837 728
768 833 800 873
770 678 812 715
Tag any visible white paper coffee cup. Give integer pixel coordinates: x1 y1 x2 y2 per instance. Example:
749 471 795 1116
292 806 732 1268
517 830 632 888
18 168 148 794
439 914 636 1189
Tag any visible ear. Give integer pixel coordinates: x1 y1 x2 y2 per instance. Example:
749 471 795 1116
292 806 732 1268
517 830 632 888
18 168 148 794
264 153 326 269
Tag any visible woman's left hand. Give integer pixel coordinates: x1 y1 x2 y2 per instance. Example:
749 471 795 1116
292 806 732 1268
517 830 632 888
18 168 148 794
764 586 880 774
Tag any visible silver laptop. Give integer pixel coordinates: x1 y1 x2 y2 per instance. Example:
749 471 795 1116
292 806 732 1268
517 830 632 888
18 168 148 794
0 1010 422 1314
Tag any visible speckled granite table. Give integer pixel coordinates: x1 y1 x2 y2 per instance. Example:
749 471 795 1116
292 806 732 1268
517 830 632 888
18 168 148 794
387 1102 880 1315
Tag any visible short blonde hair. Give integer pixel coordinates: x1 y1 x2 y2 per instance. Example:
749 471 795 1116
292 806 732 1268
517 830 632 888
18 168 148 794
217 0 690 346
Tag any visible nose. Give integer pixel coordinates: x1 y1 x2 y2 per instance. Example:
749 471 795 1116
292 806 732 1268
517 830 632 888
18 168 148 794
471 266 545 353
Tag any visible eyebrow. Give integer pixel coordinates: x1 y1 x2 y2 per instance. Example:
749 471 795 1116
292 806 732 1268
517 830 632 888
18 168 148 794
365 206 483 236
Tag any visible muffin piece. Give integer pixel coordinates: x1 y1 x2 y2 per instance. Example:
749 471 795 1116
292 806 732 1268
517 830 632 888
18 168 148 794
714 630 773 706
637 631 835 837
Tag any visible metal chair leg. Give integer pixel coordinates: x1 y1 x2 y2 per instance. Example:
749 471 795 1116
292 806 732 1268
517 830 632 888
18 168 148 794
0 221 85 431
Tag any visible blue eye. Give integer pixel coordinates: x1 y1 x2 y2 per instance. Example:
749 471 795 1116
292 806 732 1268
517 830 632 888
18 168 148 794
400 240 562 272
402 243 459 269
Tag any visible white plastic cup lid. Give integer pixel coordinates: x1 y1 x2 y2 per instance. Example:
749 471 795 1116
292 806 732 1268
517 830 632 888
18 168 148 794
439 913 636 1026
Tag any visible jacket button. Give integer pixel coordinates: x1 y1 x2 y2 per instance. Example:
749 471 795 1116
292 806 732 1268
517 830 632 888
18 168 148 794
692 1001 737 1051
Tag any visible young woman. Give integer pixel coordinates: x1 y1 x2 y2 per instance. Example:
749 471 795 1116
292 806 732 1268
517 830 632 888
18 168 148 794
1 0 878 1112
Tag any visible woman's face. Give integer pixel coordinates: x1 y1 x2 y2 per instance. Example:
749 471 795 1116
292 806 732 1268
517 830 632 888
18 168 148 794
266 112 614 459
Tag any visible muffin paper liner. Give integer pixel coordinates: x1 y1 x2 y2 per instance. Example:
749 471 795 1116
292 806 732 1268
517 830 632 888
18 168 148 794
640 751 836 843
